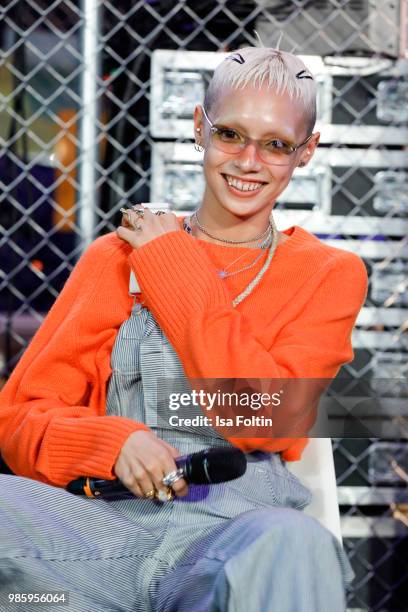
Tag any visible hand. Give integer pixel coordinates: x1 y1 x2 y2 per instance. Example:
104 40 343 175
113 430 188 499
116 205 180 249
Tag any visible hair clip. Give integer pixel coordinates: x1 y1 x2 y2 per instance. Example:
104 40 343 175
296 70 313 80
227 53 245 65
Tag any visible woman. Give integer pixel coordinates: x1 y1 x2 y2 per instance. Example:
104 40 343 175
0 47 367 611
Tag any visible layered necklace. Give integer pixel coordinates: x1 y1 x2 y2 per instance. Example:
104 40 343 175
183 211 280 307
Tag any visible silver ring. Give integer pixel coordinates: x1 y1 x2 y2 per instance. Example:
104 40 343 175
132 205 145 218
162 469 184 487
120 208 132 221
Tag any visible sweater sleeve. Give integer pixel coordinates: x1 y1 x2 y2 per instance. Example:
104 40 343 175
129 230 368 455
0 236 149 486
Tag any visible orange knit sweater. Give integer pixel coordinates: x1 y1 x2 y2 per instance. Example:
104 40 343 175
0 224 368 486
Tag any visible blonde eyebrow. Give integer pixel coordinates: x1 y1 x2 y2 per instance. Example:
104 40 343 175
213 120 294 143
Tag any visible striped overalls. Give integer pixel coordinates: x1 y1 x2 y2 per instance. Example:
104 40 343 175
0 304 353 612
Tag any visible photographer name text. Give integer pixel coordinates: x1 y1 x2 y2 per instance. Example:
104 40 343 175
168 414 273 427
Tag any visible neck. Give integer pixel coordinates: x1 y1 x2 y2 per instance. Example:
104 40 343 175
194 206 274 246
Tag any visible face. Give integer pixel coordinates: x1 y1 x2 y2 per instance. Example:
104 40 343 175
194 86 319 226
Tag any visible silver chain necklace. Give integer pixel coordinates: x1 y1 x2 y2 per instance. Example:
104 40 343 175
217 230 272 279
183 212 280 307
192 211 270 244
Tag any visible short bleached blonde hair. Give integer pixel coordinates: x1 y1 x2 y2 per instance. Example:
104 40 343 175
204 47 317 135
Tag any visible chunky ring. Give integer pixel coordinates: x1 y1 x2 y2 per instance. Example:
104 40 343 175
144 489 156 499
155 487 174 502
162 469 184 487
120 207 132 222
132 205 145 218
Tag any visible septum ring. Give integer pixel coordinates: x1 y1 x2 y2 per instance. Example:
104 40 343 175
162 469 184 488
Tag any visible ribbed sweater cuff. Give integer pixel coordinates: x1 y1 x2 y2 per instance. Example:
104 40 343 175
227 437 308 460
281 438 308 462
128 231 232 338
44 416 149 485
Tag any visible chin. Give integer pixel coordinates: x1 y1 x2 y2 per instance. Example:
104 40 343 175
221 192 274 219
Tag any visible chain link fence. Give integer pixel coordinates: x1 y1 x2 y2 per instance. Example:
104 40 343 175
1 1 407 609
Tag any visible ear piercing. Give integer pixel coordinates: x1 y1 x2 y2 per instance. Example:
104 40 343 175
194 126 204 151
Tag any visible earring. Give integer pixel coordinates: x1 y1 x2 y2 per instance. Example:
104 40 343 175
298 161 306 167
194 142 204 152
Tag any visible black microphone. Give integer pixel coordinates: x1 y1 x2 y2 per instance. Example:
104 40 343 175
66 447 247 498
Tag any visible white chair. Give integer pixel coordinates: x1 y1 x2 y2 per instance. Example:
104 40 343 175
287 437 343 543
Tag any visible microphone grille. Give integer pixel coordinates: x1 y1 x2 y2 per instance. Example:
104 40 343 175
193 447 247 484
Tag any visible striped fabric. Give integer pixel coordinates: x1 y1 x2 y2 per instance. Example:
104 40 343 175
0 304 353 612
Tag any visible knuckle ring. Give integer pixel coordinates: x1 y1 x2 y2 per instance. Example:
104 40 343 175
155 210 166 216
162 469 184 487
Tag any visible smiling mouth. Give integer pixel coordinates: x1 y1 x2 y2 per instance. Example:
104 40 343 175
223 174 267 193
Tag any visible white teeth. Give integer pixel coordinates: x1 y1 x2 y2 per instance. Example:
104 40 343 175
225 175 264 192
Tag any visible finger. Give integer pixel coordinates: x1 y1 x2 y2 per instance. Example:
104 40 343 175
158 456 189 498
170 477 189 497
116 226 141 248
123 209 144 229
139 452 172 499
160 440 181 457
149 447 184 495
117 224 137 239
121 476 146 498
122 219 134 230
139 205 154 217
130 205 152 224
152 470 175 499
140 486 157 500
130 482 146 498
120 210 134 229
161 213 182 232
123 460 156 498
143 207 167 229
152 442 189 497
